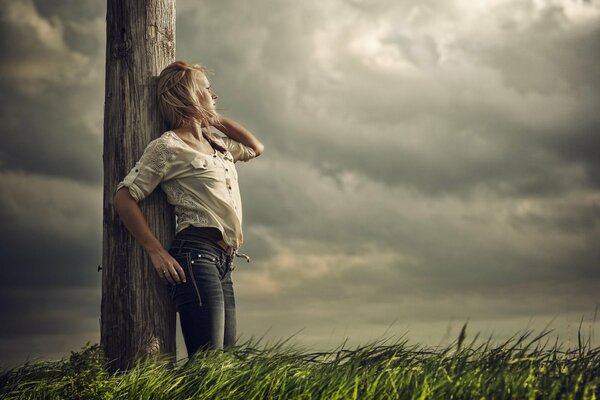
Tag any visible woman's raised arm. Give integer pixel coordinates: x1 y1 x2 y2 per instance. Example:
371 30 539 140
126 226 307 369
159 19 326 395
214 116 265 156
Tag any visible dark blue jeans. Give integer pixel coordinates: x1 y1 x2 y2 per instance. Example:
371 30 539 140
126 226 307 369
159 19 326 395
167 234 236 359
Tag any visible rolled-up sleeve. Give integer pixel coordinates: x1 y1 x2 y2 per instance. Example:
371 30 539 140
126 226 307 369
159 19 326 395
220 136 257 163
115 138 172 202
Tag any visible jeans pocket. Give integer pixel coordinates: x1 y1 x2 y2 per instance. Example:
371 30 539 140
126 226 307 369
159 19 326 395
189 248 226 276
189 249 219 266
169 252 205 308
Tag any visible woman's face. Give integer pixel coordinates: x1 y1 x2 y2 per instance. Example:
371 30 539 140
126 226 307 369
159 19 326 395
197 74 218 113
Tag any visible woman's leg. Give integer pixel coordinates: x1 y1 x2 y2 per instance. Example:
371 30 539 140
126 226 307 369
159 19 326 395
222 254 237 348
178 300 225 354
168 240 228 358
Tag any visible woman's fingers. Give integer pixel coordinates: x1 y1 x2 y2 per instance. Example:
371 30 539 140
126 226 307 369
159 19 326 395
162 267 176 285
161 258 186 285
156 267 169 285
154 262 176 285
172 259 187 283
149 249 188 285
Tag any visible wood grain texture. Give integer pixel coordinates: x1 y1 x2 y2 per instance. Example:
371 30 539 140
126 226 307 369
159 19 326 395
102 0 176 372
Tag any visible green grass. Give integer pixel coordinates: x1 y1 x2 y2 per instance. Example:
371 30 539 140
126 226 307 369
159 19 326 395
1 323 599 399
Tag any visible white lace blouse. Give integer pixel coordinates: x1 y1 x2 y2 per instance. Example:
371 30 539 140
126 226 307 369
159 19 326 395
115 129 257 251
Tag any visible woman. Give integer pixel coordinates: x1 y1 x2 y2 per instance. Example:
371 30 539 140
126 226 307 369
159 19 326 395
113 60 264 360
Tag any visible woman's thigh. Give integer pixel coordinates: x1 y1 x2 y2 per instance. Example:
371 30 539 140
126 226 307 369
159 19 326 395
167 244 227 309
167 240 237 349
220 266 237 347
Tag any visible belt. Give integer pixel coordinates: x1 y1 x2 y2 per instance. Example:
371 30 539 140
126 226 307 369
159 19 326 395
217 240 251 263
216 240 235 255
172 235 251 264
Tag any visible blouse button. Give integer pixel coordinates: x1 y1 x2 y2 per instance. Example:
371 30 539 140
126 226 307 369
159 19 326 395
135 169 139 172
225 168 228 171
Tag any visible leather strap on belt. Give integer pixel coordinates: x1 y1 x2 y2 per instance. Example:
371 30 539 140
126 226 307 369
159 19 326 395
176 227 251 263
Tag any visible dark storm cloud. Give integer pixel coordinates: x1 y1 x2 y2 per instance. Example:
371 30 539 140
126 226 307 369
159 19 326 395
0 82 103 183
0 170 102 289
466 3 600 94
0 0 104 183
237 155 598 346
32 0 104 22
29 0 105 56
177 0 600 200
541 115 600 188
0 287 100 340
0 227 101 289
0 0 105 361
0 286 100 369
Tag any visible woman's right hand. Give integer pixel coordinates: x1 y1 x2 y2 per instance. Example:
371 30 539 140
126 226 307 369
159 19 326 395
113 189 187 286
148 248 187 286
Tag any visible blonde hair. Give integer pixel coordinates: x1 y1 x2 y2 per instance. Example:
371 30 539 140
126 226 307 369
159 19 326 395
158 61 217 129
158 60 226 152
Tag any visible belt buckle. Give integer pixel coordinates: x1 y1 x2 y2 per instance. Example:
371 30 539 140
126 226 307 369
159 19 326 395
225 247 235 271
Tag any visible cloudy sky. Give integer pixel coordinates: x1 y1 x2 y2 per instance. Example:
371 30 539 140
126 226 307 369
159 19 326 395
1 0 599 369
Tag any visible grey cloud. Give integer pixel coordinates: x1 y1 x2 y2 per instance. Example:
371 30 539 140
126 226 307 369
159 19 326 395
0 171 102 289
239 156 599 306
464 6 600 94
0 0 101 94
25 0 105 56
507 197 600 235
0 82 103 183
381 33 442 68
178 0 600 199
32 0 104 21
236 242 598 330
0 0 105 183
0 228 101 289
540 116 600 188
61 17 105 57
0 287 100 340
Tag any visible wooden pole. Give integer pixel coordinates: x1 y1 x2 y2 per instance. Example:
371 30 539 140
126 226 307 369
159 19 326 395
102 0 176 373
